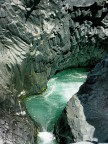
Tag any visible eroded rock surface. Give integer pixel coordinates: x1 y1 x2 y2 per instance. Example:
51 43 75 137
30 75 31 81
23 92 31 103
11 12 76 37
0 0 108 144
54 55 108 143
0 109 34 144
0 0 108 99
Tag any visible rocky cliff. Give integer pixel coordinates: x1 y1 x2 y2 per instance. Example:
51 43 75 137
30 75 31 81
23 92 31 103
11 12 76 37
0 0 108 143
54 55 108 143
0 0 108 98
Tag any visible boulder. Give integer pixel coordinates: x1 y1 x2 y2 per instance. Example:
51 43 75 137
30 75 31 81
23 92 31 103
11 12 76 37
54 55 108 143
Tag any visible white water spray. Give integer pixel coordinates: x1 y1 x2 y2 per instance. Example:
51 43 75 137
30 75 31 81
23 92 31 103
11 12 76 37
37 132 57 144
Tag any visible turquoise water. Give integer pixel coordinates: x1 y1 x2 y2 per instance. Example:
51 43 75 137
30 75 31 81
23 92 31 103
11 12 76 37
25 68 88 134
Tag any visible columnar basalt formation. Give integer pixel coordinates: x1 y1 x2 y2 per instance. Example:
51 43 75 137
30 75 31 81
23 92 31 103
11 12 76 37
0 0 108 143
0 0 108 98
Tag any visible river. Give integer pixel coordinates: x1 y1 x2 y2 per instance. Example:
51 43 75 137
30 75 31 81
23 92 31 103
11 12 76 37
25 68 88 144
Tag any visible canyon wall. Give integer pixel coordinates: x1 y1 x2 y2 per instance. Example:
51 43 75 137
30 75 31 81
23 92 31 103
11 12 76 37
0 0 108 143
0 0 108 98
54 55 108 143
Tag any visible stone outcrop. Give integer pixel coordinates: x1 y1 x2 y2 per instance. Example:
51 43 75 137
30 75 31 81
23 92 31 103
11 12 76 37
0 0 108 98
0 0 108 143
54 55 108 143
0 109 34 144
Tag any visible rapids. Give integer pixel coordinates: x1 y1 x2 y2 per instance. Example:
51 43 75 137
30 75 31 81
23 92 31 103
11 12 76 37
25 68 88 144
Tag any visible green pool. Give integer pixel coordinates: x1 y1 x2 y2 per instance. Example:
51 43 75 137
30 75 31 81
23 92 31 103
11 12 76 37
25 68 88 144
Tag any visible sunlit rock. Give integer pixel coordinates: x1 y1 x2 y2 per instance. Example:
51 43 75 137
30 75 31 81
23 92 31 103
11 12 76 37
0 0 108 101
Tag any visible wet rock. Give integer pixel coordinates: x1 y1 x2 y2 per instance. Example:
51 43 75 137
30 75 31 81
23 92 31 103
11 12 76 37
54 55 108 143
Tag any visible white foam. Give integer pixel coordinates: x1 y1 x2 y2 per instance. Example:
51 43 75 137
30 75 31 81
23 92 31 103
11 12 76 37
38 132 56 144
73 142 93 144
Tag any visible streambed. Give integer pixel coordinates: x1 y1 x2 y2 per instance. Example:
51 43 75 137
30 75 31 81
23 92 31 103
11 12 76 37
25 68 88 144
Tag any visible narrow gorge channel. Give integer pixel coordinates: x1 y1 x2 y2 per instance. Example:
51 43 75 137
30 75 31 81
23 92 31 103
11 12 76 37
25 68 88 144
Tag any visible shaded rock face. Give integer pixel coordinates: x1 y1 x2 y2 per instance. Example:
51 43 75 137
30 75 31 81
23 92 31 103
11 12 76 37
0 0 108 101
54 55 108 143
0 109 34 144
0 0 108 144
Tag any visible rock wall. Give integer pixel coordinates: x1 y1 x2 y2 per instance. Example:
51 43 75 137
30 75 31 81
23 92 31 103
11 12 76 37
54 55 108 143
0 109 34 144
0 0 108 143
0 0 108 98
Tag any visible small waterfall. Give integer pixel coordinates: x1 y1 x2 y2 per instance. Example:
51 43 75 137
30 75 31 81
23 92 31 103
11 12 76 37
37 131 57 144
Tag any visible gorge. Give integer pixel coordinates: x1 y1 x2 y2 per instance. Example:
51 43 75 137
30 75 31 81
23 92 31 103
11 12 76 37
54 55 108 144
26 68 88 144
0 0 108 144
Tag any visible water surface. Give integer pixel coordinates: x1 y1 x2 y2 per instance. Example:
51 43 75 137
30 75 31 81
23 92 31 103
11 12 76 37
25 68 88 143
